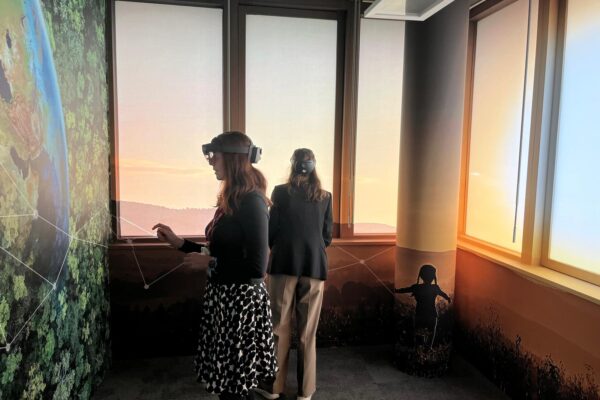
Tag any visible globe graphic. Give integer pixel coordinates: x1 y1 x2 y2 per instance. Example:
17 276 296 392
0 0 70 284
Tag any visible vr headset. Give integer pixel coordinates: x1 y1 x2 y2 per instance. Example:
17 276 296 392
202 136 262 164
294 159 315 174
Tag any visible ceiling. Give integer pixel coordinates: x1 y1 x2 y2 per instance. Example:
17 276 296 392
363 0 484 21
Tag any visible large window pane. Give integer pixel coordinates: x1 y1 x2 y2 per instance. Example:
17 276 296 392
114 2 222 237
465 0 531 252
353 19 404 234
548 0 600 274
245 14 337 197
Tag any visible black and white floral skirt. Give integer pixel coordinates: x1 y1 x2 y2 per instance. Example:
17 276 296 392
194 279 277 395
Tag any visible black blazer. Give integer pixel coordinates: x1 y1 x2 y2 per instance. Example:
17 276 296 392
180 191 269 283
268 184 333 280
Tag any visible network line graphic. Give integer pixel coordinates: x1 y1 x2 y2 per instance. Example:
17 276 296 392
119 223 396 293
108 216 189 290
1 154 396 353
0 159 111 353
328 246 395 296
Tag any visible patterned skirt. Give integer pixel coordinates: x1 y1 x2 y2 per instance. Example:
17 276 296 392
194 279 277 395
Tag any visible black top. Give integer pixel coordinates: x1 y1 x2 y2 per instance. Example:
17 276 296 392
179 191 269 283
407 284 445 317
268 184 333 280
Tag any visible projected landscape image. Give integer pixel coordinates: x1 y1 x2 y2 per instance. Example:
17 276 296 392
0 0 110 398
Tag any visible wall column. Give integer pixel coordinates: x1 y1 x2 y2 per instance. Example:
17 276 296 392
394 0 469 376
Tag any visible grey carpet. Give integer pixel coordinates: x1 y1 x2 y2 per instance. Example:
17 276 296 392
92 346 508 400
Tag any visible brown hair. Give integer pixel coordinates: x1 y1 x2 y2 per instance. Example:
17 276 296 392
215 131 270 214
287 148 328 202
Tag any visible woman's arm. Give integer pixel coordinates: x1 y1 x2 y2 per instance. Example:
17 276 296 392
239 192 269 276
153 223 201 251
178 239 205 253
323 193 333 247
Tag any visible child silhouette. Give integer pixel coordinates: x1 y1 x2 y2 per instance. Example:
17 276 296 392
395 264 450 344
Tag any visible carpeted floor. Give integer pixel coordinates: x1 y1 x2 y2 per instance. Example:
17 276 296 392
92 346 509 400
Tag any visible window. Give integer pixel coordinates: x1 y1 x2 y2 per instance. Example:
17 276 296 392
244 13 338 198
353 18 404 235
110 0 404 241
462 0 534 253
544 0 600 279
461 0 600 286
113 1 223 237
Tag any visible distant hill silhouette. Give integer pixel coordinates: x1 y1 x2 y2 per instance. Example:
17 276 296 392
118 201 216 237
117 201 394 236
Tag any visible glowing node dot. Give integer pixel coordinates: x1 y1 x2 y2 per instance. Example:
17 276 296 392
32 210 38 219
144 284 149 290
126 239 133 244
52 283 57 290
359 259 365 264
6 343 10 352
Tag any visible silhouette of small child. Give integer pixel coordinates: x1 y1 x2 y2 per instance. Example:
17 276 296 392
395 264 450 333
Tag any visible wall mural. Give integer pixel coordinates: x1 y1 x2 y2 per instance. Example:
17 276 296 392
394 260 454 377
108 244 396 358
0 0 110 398
457 309 599 400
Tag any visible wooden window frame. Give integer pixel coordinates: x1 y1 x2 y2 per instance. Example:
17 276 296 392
459 0 537 262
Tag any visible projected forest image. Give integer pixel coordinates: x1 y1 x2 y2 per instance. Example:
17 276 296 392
0 0 110 398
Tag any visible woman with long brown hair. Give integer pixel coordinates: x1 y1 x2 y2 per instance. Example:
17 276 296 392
255 148 332 400
153 131 277 400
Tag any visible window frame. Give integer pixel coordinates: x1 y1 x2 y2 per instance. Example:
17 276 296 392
459 0 533 261
108 0 226 240
459 0 600 286
539 0 600 286
108 0 398 244
236 5 346 239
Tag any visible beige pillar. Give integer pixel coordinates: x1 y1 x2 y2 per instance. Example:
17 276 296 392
394 0 469 376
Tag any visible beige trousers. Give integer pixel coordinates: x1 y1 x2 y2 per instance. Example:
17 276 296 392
267 274 324 397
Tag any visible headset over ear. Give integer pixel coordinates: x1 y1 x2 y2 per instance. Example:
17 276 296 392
248 145 262 163
202 137 262 163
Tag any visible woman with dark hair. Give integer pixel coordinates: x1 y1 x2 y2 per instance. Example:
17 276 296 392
255 148 332 400
153 131 277 400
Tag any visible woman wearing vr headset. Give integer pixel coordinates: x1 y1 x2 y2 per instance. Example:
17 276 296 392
153 131 276 400
255 148 333 400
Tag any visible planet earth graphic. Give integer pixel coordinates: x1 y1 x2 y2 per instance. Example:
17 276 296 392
0 0 70 285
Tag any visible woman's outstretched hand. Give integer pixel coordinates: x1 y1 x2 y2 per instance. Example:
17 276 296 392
152 223 184 249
